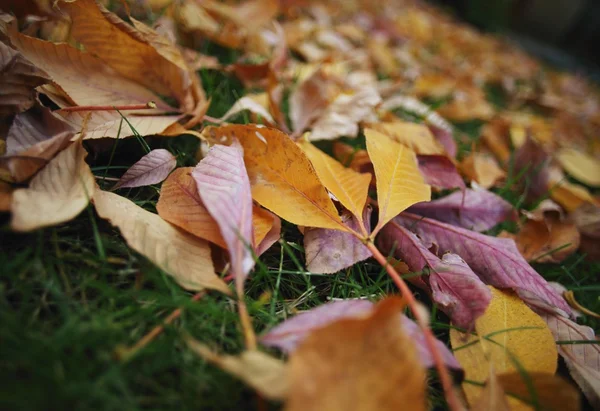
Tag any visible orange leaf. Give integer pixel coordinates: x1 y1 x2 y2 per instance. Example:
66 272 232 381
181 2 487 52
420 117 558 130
460 152 505 189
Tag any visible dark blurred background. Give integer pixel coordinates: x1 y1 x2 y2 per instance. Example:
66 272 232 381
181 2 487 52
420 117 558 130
437 0 600 81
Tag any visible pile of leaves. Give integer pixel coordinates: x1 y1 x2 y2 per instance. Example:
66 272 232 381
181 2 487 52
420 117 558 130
1 0 599 409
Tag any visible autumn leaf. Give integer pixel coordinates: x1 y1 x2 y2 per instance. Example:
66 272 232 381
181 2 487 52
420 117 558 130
214 94 275 125
450 286 557 407
10 141 94 231
417 154 466 190
471 372 510 411
365 129 431 235
201 125 346 231
367 120 446 155
253 206 281 255
496 372 580 411
286 297 427 411
460 152 505 189
556 148 600 188
113 149 177 190
93 189 230 294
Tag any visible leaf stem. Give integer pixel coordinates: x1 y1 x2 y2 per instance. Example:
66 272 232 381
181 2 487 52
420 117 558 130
366 241 461 411
59 102 157 112
236 280 258 350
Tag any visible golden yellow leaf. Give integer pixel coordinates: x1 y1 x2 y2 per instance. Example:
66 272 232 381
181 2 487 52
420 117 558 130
460 152 505 189
556 148 600 188
202 125 346 231
94 189 230 294
367 121 446 155
10 142 95 232
286 297 427 411
365 128 431 235
548 171 596 213
252 205 277 247
497 372 580 411
299 140 370 226
450 286 557 408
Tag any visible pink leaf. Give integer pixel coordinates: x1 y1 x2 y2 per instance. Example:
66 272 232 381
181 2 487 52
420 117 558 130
542 314 600 408
395 212 573 317
417 155 465 190
379 221 491 328
303 208 372 274
192 142 254 280
260 299 461 370
408 185 517 232
113 149 176 189
428 125 457 158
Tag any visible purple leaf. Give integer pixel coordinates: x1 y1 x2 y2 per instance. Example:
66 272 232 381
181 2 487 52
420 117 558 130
193 142 254 280
260 299 461 370
513 137 551 201
303 209 372 274
408 185 517 232
542 314 600 408
379 221 491 328
429 125 457 158
417 155 465 190
113 149 176 189
395 212 573 317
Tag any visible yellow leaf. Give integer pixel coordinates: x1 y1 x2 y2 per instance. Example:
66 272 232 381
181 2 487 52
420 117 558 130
94 189 230 294
460 152 505 189
365 128 431 235
367 121 446 155
299 140 370 226
10 142 95 232
556 148 600 188
450 287 557 408
548 174 596 213
202 125 346 231
286 297 427 411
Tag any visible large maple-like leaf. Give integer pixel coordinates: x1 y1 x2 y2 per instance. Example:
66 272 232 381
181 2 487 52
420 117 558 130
408 186 517 232
193 142 255 280
201 125 346 231
395 212 572 316
113 149 177 190
379 221 491 328
365 129 431 235
93 189 230 294
10 141 94 231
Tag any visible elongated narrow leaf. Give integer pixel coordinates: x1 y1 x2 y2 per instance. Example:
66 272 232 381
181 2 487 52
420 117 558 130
365 129 431 234
94 189 229 294
396 212 573 316
408 186 517 232
379 221 491 328
299 140 370 223
201 125 346 231
113 149 176 190
260 299 461 370
286 298 427 411
193 142 254 280
11 141 95 231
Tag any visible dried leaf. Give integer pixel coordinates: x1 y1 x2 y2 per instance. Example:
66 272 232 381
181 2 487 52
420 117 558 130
429 125 458 158
286 298 427 411
408 186 517 232
10 141 94 231
0 181 13 212
367 121 446 155
417 154 466 190
450 287 557 406
193 142 254 280
201 125 346 231
186 338 288 400
253 206 281 255
556 148 600 187
113 149 176 190
395 213 572 316
496 372 580 411
460 152 505 189
94 189 229 294
365 129 431 234
299 140 370 223
6 104 71 155
379 221 491 328
471 372 510 411
289 69 337 134
215 95 275 125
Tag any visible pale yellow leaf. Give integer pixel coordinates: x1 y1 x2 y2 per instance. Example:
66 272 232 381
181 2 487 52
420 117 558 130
367 121 446 155
556 148 600 188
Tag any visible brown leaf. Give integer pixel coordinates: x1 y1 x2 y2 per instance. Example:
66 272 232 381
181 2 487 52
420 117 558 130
286 297 427 411
0 181 14 212
471 372 510 411
11 141 95 231
497 372 580 411
460 152 505 189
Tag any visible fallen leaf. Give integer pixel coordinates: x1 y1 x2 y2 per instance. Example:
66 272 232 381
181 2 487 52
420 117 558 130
549 174 596 213
481 118 511 164
379 94 454 134
437 86 495 121
214 94 275 125
417 154 466 190
450 287 557 407
408 185 517 232
496 372 580 411
556 148 600 187
304 210 372 274
0 40 50 116
10 141 94 231
471 372 510 411
260 299 461 370
379 221 491 328
289 69 338 134
0 181 14 211
113 149 176 190
429 125 458 158
513 137 551 202
572 203 600 261
253 206 281 255
542 314 600 408
365 129 431 235
186 338 288 401
367 121 446 155
201 125 346 231
299 139 370 225
193 142 254 280
93 189 230 294
460 152 505 189
286 297 427 411
395 213 573 316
